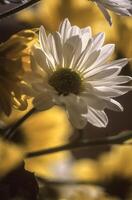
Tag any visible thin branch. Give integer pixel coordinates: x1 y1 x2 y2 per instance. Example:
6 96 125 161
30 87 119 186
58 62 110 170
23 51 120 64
4 107 36 139
0 0 41 20
26 131 132 158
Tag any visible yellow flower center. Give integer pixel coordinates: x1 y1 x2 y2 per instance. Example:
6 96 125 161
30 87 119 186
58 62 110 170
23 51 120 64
49 68 82 95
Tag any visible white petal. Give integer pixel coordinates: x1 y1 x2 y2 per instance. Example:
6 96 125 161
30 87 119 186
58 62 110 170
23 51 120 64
63 35 82 68
91 32 105 51
82 87 123 111
33 48 52 74
103 58 128 68
69 26 81 37
48 32 63 66
94 44 115 66
39 26 49 51
33 92 55 111
114 8 131 16
37 45 55 68
74 39 93 70
106 76 132 84
81 27 92 50
81 50 101 73
87 107 108 128
81 44 114 75
84 66 121 80
106 99 123 112
30 55 47 78
32 82 50 93
83 59 128 80
92 86 127 97
67 107 87 129
39 28 56 67
112 86 132 93
81 27 92 36
59 18 71 44
96 2 112 25
81 92 109 110
23 72 44 84
60 94 88 129
88 75 132 86
91 85 132 98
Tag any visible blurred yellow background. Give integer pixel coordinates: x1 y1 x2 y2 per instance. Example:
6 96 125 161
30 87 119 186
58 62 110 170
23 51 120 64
17 0 132 60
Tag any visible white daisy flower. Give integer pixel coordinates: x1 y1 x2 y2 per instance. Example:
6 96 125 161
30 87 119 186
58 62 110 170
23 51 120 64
91 0 132 25
27 18 132 129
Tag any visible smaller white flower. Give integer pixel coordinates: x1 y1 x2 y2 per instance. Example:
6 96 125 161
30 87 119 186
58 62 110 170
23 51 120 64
91 0 132 25
26 19 132 129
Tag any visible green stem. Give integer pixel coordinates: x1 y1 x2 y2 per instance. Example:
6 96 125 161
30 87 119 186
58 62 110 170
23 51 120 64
5 107 36 139
0 0 41 20
26 131 132 158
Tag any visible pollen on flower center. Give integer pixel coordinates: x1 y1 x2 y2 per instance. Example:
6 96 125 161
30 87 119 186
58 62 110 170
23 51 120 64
49 68 82 95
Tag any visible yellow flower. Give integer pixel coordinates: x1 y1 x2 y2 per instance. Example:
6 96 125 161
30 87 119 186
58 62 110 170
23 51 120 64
72 146 132 199
3 105 72 178
23 106 72 178
99 146 132 179
72 159 101 181
0 29 37 116
72 146 132 182
60 185 113 200
0 138 24 178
